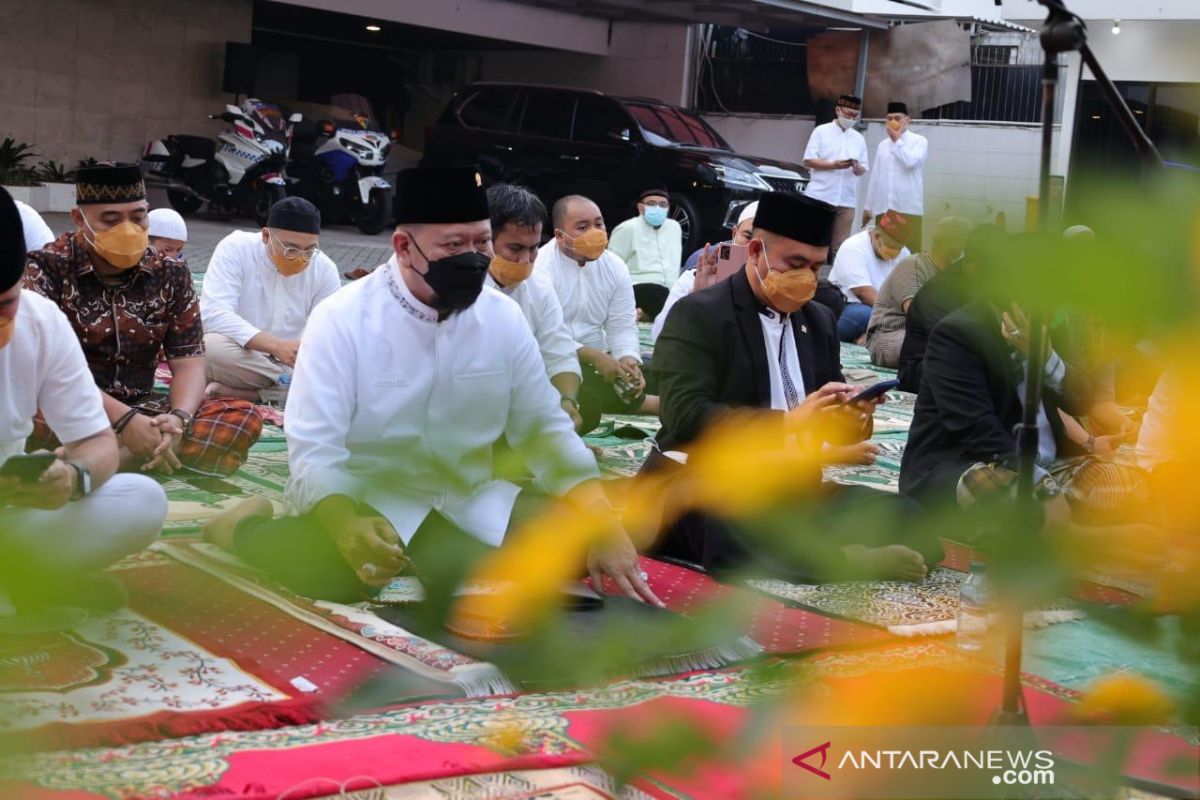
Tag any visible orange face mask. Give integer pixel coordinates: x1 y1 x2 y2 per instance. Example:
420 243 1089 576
490 255 534 286
747 245 817 313
267 234 313 276
0 312 13 350
561 228 608 262
887 118 904 133
81 217 148 270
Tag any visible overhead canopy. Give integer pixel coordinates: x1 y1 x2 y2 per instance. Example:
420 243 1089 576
503 0 891 30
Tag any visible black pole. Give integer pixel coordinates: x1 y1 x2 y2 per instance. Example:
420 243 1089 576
992 0 1163 727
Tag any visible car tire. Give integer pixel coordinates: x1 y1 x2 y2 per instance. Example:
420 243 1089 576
670 193 702 254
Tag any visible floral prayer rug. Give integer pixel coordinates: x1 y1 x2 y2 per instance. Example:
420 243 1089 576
328 766 670 799
6 643 1192 800
0 549 401 752
158 449 289 533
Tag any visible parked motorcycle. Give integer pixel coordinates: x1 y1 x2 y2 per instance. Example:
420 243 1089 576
287 112 394 235
143 98 295 226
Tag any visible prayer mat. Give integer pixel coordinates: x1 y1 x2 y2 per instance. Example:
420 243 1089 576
0 548 400 752
159 539 516 699
159 449 289 533
745 567 1084 637
584 415 661 480
326 766 669 799
7 644 1193 800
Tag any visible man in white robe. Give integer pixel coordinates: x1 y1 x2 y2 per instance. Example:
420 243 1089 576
202 167 658 606
200 197 341 403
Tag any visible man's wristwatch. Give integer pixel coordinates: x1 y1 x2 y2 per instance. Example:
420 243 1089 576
1082 434 1096 455
169 409 194 430
561 396 580 412
68 460 91 501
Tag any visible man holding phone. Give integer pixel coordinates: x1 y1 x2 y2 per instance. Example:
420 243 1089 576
0 188 166 618
803 94 869 263
645 191 942 583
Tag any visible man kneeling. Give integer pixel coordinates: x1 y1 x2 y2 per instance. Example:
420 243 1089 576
203 167 659 606
0 188 166 618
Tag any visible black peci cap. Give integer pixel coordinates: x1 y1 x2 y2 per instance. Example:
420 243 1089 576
394 166 490 225
267 196 321 234
0 186 26 292
752 191 837 248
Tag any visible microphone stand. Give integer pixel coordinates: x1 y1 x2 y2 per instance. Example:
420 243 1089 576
991 0 1162 727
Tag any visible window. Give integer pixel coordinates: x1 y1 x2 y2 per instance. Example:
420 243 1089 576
572 96 635 145
458 88 523 133
520 90 576 140
624 103 729 149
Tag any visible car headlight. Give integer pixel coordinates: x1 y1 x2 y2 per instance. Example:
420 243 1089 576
711 164 771 191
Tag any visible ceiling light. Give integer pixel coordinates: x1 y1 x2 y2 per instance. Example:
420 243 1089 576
366 24 381 32
1111 19 1120 35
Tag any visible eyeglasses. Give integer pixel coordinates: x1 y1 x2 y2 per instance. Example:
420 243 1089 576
642 200 669 209
270 232 320 260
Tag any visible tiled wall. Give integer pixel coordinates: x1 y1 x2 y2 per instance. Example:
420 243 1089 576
704 114 1065 243
0 0 253 167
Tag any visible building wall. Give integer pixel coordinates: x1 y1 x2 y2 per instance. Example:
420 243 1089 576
478 22 692 107
0 0 253 168
705 114 1063 236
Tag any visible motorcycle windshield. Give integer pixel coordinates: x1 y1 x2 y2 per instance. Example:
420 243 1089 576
248 102 286 133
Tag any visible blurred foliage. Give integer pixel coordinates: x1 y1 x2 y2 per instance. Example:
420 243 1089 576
0 138 41 186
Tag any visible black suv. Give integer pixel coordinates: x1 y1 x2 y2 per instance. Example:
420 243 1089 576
423 83 809 252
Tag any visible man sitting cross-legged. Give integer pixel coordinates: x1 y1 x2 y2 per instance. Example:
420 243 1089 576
23 164 262 476
0 187 166 620
201 197 341 404
643 191 943 583
202 167 660 607
534 194 659 434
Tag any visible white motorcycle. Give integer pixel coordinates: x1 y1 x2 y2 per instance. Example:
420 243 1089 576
144 98 295 225
288 112 394 235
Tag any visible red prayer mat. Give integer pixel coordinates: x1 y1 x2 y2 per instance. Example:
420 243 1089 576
631 555 894 654
1 549 401 752
6 643 1193 800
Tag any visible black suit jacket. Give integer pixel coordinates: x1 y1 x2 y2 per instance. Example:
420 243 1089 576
898 301 1091 507
652 268 844 453
896 262 969 394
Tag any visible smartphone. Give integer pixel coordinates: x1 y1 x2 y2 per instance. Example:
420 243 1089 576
713 243 749 284
0 453 57 483
848 379 900 404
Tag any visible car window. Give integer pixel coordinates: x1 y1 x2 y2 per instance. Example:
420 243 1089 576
458 88 523 133
521 91 576 140
623 103 730 150
572 96 635 145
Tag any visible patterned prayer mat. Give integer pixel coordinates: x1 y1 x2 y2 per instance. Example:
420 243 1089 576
745 567 1084 637
1 549 400 752
7 642 1192 800
330 766 668 799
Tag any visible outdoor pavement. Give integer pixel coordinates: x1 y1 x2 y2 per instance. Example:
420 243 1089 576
39 188 395 275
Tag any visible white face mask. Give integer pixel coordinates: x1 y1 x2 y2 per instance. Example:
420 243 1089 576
836 111 856 130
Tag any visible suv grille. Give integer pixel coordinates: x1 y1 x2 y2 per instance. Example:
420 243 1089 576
760 176 805 193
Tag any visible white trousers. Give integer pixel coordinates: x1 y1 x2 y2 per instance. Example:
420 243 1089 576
0 473 167 574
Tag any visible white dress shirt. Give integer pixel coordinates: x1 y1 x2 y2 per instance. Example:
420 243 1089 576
485 270 581 380
285 260 599 546
759 308 805 411
607 216 683 288
534 244 642 364
803 121 870 209
200 230 342 346
0 291 108 462
650 269 696 344
864 130 929 216
828 229 910 304
16 201 55 253
1016 350 1067 468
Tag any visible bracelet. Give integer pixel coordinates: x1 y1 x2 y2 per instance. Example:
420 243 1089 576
560 396 580 411
112 409 140 435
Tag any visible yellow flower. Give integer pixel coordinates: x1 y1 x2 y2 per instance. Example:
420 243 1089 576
1072 674 1175 726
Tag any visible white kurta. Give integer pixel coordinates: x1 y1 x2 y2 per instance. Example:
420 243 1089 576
863 130 929 217
485 271 581 381
285 260 599 546
534 244 641 363
802 121 870 209
650 268 696 344
828 229 910 304
200 230 342 346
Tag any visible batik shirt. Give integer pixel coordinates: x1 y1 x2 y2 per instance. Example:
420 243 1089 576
24 232 204 403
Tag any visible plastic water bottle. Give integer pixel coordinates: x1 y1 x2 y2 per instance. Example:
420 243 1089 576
956 562 990 651
277 366 293 388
